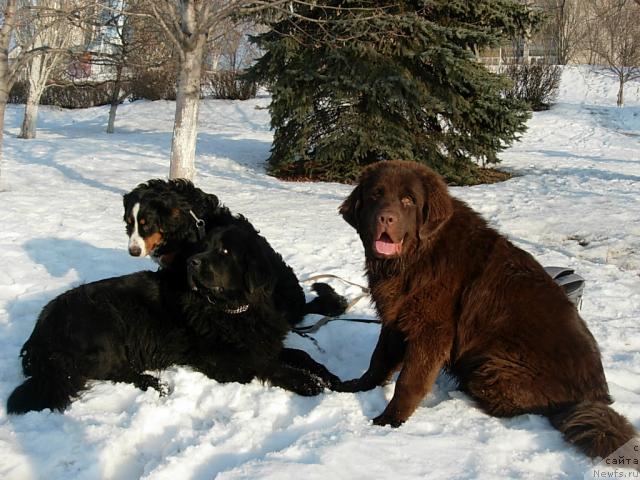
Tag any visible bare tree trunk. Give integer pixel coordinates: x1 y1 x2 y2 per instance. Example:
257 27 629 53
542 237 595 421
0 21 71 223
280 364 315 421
20 53 45 139
107 99 118 134
107 64 123 134
0 94 7 190
169 39 205 180
20 98 40 139
617 76 624 107
19 52 51 139
1 0 18 186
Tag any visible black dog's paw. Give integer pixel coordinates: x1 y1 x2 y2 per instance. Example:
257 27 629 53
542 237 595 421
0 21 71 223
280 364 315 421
294 374 333 396
156 381 171 397
135 374 169 396
372 413 404 428
305 375 329 396
310 369 341 391
323 372 341 390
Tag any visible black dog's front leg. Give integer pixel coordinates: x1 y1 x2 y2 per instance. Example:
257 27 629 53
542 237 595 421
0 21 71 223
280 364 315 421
279 347 340 388
334 325 406 392
262 360 331 396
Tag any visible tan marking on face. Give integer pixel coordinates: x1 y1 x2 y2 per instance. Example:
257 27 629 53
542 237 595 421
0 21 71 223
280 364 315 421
144 231 163 253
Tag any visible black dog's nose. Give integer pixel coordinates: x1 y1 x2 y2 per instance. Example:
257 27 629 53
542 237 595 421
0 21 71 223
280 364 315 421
129 245 142 257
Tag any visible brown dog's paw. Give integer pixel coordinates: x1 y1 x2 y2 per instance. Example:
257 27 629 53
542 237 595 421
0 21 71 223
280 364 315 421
333 378 375 392
372 413 404 428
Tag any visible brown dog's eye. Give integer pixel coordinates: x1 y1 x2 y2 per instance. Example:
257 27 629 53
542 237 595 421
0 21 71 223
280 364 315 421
401 196 415 206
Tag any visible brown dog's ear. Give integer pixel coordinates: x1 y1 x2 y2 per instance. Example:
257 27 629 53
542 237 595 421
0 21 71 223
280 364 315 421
419 169 454 240
339 184 362 229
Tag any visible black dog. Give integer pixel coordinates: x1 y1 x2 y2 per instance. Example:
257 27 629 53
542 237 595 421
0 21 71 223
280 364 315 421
123 179 346 325
7 224 340 414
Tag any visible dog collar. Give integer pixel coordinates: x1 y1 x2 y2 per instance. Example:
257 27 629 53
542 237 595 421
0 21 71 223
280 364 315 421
189 210 206 240
224 304 250 315
206 295 249 315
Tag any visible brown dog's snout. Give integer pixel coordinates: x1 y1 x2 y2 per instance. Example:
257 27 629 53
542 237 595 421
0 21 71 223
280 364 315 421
378 210 398 226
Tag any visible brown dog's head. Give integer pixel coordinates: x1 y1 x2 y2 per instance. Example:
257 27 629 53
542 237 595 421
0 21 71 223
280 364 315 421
339 160 453 259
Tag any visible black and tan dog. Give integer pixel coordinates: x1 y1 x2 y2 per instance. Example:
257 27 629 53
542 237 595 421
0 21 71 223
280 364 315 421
123 179 346 326
7 224 340 415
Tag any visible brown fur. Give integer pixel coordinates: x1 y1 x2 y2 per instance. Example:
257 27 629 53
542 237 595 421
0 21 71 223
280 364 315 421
143 231 163 254
337 160 637 459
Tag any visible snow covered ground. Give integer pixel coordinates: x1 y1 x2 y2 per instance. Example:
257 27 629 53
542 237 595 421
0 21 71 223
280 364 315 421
0 66 638 479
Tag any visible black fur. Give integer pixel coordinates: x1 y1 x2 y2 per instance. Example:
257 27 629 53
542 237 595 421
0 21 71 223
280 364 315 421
123 179 347 325
7 225 339 415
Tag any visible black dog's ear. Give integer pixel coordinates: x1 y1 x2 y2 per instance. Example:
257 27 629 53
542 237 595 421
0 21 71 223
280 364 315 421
122 192 135 221
339 184 362 229
244 239 276 296
123 191 134 208
203 192 220 212
418 168 454 241
154 202 200 242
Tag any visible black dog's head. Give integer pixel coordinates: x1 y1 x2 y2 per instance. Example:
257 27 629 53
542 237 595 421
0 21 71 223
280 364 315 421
123 179 221 264
187 225 276 312
339 160 453 260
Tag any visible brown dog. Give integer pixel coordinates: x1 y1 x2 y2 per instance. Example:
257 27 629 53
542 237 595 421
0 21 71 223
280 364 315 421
337 159 636 459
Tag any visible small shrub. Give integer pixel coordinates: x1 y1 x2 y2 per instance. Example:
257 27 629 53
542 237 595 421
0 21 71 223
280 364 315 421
9 81 118 108
129 70 177 101
203 70 257 100
502 63 562 111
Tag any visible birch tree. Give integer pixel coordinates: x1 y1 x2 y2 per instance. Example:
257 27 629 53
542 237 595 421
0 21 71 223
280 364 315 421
586 0 640 106
140 0 215 180
1 0 90 187
16 0 83 139
539 0 586 64
73 0 174 133
0 0 31 188
86 0 135 134
140 0 304 180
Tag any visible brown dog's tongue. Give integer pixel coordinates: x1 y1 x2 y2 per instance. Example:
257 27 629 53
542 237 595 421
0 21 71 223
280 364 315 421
375 234 402 256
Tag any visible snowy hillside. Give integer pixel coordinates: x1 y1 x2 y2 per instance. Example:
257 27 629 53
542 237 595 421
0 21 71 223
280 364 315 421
0 66 639 479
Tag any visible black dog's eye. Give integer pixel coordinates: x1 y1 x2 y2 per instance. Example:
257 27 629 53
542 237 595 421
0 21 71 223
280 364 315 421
221 248 229 255
401 195 415 206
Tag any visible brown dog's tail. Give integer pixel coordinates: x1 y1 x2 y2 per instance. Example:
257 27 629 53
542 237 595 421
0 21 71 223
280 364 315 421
548 401 637 459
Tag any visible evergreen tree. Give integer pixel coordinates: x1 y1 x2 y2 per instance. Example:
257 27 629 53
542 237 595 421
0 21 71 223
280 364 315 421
247 0 541 184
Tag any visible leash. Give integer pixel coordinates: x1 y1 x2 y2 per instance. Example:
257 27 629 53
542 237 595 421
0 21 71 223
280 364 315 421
293 268 585 353
293 274 379 353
